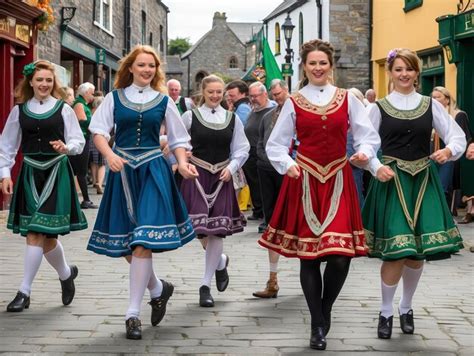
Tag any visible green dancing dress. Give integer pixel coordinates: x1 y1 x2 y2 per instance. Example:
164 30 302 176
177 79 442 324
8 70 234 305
363 91 466 261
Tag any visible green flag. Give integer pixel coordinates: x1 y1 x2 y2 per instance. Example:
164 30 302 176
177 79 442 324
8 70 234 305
261 37 283 89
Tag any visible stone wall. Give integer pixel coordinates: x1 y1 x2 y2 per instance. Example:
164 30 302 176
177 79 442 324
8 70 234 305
329 0 371 91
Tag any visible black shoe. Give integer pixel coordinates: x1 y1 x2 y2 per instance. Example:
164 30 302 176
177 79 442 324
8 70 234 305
199 285 214 307
60 265 78 306
215 255 229 292
149 280 174 326
80 200 98 209
125 317 142 340
399 309 414 334
310 327 327 350
6 291 30 312
247 214 262 221
377 313 393 339
258 223 267 233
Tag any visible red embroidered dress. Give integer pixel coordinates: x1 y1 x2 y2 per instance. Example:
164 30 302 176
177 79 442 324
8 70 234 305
258 89 368 259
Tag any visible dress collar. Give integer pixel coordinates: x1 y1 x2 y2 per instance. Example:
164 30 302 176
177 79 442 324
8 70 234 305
130 83 152 93
201 104 223 114
31 95 54 105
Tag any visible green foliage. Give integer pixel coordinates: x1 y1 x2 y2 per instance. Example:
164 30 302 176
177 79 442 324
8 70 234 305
168 37 192 55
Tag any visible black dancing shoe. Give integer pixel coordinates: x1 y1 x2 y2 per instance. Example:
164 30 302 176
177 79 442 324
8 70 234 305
125 317 142 340
149 279 174 326
6 291 30 312
215 255 230 292
377 313 393 339
399 309 415 334
310 327 327 350
60 265 78 306
199 285 214 307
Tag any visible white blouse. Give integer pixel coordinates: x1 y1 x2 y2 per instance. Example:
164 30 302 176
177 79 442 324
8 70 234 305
367 90 467 175
266 83 381 175
181 104 250 175
0 96 85 178
88 83 191 151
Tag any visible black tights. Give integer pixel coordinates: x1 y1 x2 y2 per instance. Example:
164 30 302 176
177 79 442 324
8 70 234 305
300 256 351 329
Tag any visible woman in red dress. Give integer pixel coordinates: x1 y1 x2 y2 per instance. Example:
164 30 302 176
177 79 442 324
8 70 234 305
258 39 380 350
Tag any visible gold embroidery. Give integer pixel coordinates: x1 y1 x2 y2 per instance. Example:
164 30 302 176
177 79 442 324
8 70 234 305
382 156 430 176
378 96 430 120
292 88 346 117
296 153 347 183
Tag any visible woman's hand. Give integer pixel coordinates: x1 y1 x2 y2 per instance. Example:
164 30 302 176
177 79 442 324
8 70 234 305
49 140 68 154
466 143 474 160
219 168 232 182
178 162 199 179
349 152 369 167
286 164 301 179
106 153 128 172
376 165 395 182
1 178 13 195
430 147 452 164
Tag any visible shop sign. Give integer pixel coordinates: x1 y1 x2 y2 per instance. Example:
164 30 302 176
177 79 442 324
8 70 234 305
62 31 97 62
0 15 30 45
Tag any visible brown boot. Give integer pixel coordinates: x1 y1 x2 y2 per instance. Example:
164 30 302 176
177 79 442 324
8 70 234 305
253 272 279 298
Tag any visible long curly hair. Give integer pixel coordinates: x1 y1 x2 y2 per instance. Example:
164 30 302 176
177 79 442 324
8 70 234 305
114 45 166 93
15 60 63 103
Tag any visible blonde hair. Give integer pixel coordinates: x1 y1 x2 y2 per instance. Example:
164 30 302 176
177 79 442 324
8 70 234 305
114 45 166 93
432 86 456 116
198 74 225 106
15 60 63 103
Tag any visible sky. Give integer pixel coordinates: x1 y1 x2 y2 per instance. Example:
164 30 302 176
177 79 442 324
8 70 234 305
167 0 282 44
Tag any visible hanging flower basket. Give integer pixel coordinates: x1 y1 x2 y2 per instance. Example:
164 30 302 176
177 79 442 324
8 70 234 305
27 0 55 31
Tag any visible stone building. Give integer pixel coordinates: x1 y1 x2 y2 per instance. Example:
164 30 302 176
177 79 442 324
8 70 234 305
180 12 262 96
263 0 370 92
38 0 169 92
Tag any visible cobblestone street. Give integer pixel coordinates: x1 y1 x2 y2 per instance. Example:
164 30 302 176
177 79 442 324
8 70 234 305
0 192 473 355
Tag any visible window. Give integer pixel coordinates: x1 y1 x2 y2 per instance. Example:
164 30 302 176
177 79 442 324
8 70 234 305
141 11 146 44
299 12 304 48
94 0 113 34
149 32 153 47
419 50 444 95
229 56 238 69
275 22 281 55
159 25 164 54
403 0 423 12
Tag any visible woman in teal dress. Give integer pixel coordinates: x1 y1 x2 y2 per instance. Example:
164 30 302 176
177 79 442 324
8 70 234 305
86 45 198 340
363 48 466 340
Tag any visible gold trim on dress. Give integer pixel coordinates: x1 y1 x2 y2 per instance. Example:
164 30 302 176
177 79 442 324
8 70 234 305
190 155 230 174
378 96 430 120
382 155 430 176
292 88 347 117
296 152 347 183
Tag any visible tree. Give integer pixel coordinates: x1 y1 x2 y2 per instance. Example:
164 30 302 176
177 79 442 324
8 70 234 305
168 37 192 56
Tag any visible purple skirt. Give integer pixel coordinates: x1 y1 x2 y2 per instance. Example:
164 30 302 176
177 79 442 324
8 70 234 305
180 166 245 237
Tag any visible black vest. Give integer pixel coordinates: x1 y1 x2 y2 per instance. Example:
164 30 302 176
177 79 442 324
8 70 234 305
377 96 433 161
190 109 235 164
19 101 65 155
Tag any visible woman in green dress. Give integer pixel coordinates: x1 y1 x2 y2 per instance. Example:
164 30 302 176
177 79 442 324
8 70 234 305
0 60 87 312
363 48 466 340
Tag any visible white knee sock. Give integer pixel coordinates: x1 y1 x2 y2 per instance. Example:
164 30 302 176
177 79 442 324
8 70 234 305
380 281 398 318
399 265 423 314
201 236 223 287
19 245 44 296
269 262 279 273
217 253 227 271
147 267 163 299
43 241 71 281
125 256 152 320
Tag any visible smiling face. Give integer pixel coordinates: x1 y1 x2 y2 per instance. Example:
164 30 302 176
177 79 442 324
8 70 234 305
203 81 224 108
303 50 332 86
30 69 55 101
389 58 418 94
129 52 157 87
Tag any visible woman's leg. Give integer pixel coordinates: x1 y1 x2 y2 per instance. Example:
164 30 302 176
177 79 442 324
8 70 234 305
380 259 406 317
300 259 324 328
399 260 424 314
19 233 46 296
202 236 223 288
43 239 71 280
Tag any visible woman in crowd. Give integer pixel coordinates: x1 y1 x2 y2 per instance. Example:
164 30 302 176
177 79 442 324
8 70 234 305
89 95 107 194
86 45 198 340
259 39 381 350
70 82 98 209
180 74 249 307
363 48 466 340
0 60 86 312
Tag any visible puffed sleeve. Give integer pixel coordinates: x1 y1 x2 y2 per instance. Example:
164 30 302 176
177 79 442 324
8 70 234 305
164 98 192 151
432 99 467 160
366 103 384 176
181 109 193 131
348 92 380 161
265 98 297 174
227 115 250 174
0 106 22 178
62 104 85 155
89 91 115 141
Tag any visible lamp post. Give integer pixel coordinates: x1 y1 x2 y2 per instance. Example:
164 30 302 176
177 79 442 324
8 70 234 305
282 14 295 92
60 7 76 31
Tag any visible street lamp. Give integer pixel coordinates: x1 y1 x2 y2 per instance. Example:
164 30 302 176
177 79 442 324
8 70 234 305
282 14 295 92
60 7 76 31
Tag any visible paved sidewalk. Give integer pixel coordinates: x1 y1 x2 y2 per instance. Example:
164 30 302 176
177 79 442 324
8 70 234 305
0 193 473 355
